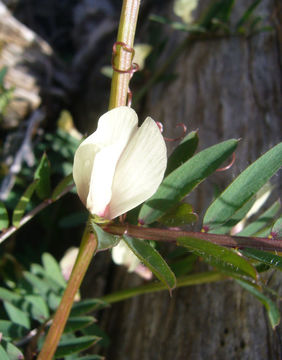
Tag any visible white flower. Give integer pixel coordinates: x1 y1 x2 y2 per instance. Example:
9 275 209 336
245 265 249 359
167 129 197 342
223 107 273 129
73 106 167 220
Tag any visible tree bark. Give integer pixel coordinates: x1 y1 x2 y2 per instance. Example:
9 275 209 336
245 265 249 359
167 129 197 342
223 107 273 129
97 1 282 359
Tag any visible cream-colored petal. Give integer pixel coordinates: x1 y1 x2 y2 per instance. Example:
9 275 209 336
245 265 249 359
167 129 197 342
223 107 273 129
108 117 167 219
73 106 138 209
73 143 99 206
83 106 138 148
86 141 124 216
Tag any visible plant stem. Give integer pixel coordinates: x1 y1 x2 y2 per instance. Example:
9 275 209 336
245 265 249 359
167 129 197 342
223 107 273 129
38 0 141 357
100 271 225 305
37 230 97 360
105 223 282 252
109 0 141 109
0 184 74 245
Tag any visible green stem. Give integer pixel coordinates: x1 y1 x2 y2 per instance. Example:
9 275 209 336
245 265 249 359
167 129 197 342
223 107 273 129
101 272 225 305
37 1 141 357
109 0 141 109
37 229 97 360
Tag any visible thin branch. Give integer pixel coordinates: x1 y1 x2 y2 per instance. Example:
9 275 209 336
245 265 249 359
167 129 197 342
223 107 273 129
0 184 74 244
105 224 282 252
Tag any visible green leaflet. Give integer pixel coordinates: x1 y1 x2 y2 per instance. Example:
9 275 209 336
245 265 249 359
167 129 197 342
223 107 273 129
178 236 257 280
165 130 199 175
241 248 282 271
64 316 96 334
34 153 51 199
139 139 238 224
204 143 282 230
12 180 38 227
158 203 198 227
0 201 9 230
237 279 280 329
92 222 120 251
55 336 100 357
123 235 176 291
238 201 280 237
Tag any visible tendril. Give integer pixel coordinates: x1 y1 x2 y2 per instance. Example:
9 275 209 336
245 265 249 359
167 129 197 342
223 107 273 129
216 152 236 172
112 42 139 107
156 122 187 142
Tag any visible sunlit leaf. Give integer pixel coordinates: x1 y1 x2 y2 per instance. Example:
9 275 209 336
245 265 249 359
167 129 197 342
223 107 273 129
31 263 64 293
159 203 198 227
3 301 30 329
23 271 61 310
0 346 9 360
55 336 100 357
23 295 49 323
92 222 120 251
204 143 282 230
165 130 199 176
139 139 238 224
0 340 24 360
178 236 257 279
12 180 38 227
237 279 280 328
123 235 176 291
52 173 73 201
0 201 9 230
42 252 66 288
34 153 51 199
0 287 21 303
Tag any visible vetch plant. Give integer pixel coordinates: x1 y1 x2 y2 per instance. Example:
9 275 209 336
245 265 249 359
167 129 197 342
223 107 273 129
0 0 280 359
73 106 167 220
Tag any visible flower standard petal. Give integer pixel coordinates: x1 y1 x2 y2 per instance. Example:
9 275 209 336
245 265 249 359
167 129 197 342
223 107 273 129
87 106 138 148
73 106 139 211
86 141 125 216
73 142 99 206
107 117 167 219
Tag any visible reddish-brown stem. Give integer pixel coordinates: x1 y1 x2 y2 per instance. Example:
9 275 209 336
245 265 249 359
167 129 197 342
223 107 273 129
104 224 282 252
37 231 97 360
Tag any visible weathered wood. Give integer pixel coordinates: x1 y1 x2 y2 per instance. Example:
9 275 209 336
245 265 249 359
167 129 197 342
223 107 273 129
0 1 60 128
96 1 282 359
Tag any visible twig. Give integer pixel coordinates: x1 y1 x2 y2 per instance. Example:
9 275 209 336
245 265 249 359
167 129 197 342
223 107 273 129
0 184 74 244
105 224 282 252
